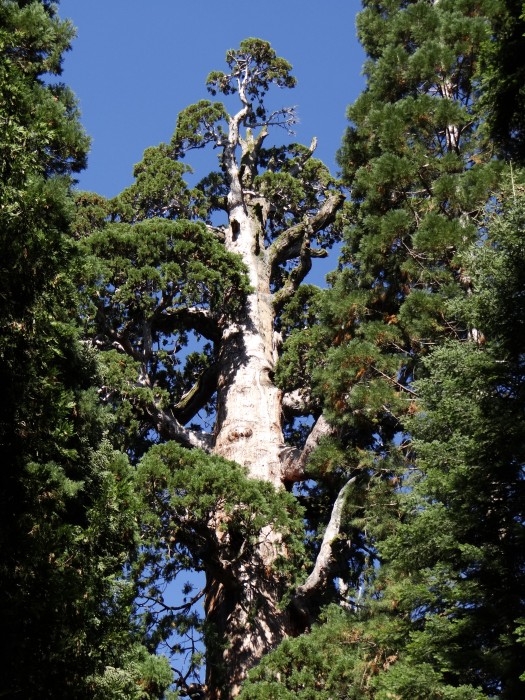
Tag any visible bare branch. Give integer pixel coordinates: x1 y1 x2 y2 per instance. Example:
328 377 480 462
280 414 335 483
292 476 356 609
268 191 344 268
247 106 299 133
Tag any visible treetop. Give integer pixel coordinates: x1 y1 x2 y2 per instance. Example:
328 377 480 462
206 38 296 98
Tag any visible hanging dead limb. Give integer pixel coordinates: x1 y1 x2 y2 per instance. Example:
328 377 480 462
291 476 356 616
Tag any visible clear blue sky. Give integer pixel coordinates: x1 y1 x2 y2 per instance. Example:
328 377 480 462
58 0 365 199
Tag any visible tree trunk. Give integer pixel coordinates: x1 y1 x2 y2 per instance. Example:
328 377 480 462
85 44 346 696
214 214 284 487
205 192 294 696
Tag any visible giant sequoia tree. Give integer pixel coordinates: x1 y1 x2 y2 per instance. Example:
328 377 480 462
79 39 348 697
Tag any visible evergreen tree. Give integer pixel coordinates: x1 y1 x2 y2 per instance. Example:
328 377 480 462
479 0 525 161
242 1 525 698
274 1 503 598
342 189 525 699
0 3 169 697
78 38 352 698
319 0 501 438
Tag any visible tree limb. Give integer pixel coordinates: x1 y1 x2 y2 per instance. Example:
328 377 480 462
272 238 328 313
291 476 355 611
267 191 344 268
281 388 311 418
130 369 213 451
172 362 220 425
153 306 222 343
280 414 335 483
149 402 213 452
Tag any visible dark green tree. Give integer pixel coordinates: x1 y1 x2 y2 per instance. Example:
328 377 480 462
318 0 502 436
275 3 503 602
337 189 525 699
479 0 525 161
0 3 170 697
78 38 351 698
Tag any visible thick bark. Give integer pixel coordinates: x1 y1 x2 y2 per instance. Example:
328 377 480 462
199 97 348 691
204 565 292 698
214 235 285 486
204 107 293 694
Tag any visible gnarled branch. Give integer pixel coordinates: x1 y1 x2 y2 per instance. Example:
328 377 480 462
287 136 317 178
280 414 335 483
272 238 328 314
268 190 344 268
291 476 355 616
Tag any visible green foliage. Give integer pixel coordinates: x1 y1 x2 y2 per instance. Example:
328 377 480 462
251 5 525 699
84 218 249 320
80 217 250 457
91 645 177 700
171 99 229 157
0 2 163 697
135 441 307 584
241 606 487 700
241 606 364 700
301 0 504 544
132 442 307 676
478 0 525 161
341 194 525 699
206 38 296 123
116 145 195 222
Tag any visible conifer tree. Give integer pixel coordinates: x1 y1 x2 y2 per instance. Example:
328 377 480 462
0 3 170 697
318 0 502 435
334 187 525 700
79 39 349 698
310 0 503 594
241 1 524 698
274 3 503 592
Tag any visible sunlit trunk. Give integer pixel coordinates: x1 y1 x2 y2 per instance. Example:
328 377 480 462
204 193 293 696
